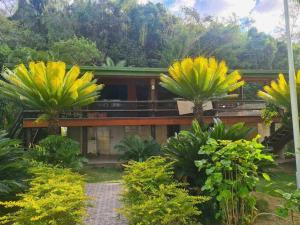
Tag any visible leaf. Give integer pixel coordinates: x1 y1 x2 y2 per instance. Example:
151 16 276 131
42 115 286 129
238 186 249 198
275 207 289 218
262 173 271 181
194 159 207 170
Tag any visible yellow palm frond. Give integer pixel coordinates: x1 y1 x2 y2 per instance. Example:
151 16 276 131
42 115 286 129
0 61 103 122
257 72 300 110
160 56 243 102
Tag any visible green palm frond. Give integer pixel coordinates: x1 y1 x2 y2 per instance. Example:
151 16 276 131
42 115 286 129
0 61 103 121
0 130 29 196
257 71 300 111
159 56 245 103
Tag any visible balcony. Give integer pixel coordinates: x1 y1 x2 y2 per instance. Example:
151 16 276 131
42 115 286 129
22 100 272 128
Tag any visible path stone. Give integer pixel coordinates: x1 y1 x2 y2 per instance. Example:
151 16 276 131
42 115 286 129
86 183 127 225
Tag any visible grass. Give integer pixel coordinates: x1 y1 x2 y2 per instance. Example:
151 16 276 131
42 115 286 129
80 166 123 183
257 162 297 196
255 162 299 225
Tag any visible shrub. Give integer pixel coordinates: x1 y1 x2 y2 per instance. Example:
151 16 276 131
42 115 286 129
119 157 208 225
276 189 300 224
115 135 161 162
28 135 87 170
0 130 29 201
195 137 274 225
0 166 88 225
162 119 252 188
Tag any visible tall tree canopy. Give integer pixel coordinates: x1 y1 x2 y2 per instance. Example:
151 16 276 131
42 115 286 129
0 0 299 69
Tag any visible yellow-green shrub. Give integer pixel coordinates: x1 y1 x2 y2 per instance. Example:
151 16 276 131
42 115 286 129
0 166 88 225
119 157 208 225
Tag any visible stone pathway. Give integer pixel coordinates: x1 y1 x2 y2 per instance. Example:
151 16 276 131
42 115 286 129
86 183 127 225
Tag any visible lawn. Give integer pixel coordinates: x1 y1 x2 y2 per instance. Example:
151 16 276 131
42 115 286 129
257 162 297 195
80 166 123 183
255 161 299 225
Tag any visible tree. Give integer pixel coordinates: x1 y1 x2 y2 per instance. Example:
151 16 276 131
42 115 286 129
159 56 244 122
0 61 103 133
50 37 103 65
238 28 277 69
7 47 51 65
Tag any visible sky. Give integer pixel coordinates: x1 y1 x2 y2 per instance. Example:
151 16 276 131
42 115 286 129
138 0 285 34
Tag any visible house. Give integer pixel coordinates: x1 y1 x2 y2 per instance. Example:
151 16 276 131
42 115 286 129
22 67 281 156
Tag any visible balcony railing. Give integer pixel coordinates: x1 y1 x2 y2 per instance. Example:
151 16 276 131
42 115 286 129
23 99 266 119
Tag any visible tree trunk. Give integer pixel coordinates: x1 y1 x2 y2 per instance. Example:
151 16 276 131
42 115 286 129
193 102 205 127
47 119 60 135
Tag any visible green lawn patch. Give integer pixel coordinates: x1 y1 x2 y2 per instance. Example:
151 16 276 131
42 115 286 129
80 166 123 183
257 162 296 196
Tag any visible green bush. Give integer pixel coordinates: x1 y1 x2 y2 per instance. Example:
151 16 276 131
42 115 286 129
0 130 29 201
162 119 252 188
119 157 208 225
115 135 161 162
195 137 274 225
0 166 88 225
276 189 300 224
28 135 87 170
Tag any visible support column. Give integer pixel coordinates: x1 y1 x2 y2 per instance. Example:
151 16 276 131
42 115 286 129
150 78 156 139
82 127 88 156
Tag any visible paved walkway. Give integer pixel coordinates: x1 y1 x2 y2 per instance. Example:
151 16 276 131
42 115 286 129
86 183 127 225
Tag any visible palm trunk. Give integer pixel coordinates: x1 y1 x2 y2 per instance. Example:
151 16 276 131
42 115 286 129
47 119 60 135
193 102 205 127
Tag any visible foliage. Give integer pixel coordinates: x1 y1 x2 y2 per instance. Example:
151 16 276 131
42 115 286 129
243 82 263 100
257 72 300 127
0 98 21 130
160 56 244 119
0 61 103 124
160 56 244 102
162 119 252 187
0 166 88 225
114 135 161 162
275 189 300 225
2 1 300 69
238 28 277 70
28 135 87 170
50 37 103 65
195 137 274 225
257 71 300 111
119 157 208 225
7 47 52 65
0 44 12 67
0 130 29 200
260 104 280 126
102 57 127 67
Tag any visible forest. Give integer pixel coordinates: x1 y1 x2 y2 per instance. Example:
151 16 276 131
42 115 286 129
1 0 300 70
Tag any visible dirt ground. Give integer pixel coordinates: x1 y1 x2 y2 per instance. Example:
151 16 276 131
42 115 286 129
254 192 300 225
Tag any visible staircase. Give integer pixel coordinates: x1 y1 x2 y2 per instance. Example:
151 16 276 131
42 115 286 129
262 125 293 159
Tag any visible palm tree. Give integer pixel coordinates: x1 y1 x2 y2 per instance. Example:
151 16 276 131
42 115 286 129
160 56 244 122
257 71 300 111
0 61 103 133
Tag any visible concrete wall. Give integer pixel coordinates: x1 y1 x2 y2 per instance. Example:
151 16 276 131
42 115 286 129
68 123 269 156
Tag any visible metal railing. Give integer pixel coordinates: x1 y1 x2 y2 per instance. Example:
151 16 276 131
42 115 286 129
22 99 266 119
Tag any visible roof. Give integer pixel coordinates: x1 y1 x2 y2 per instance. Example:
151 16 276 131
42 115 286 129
78 66 288 78
4 63 288 78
